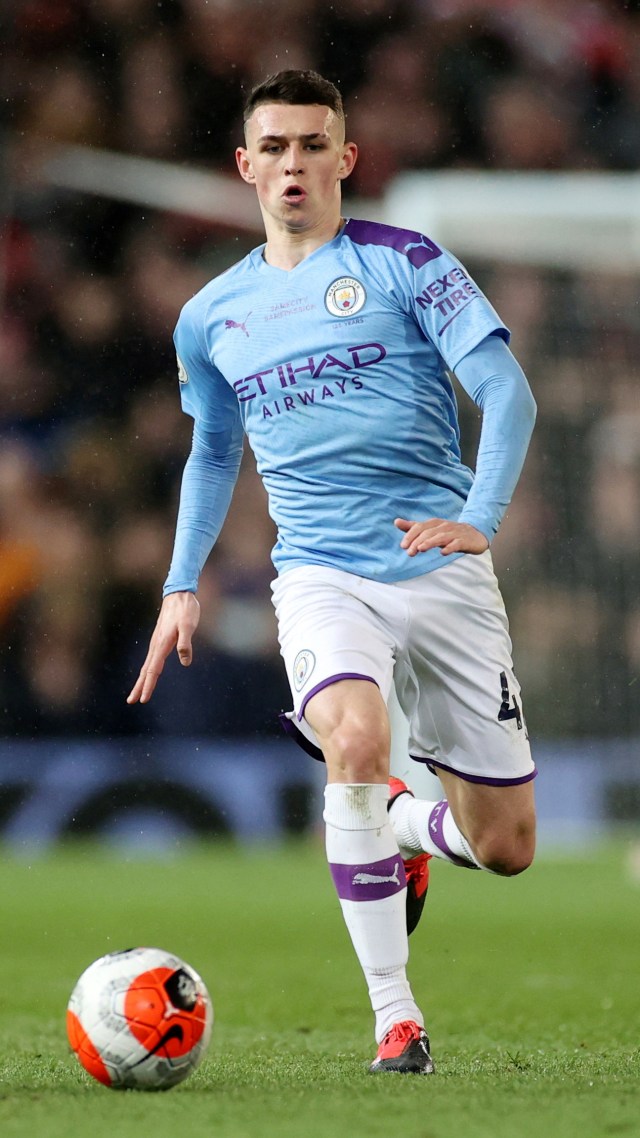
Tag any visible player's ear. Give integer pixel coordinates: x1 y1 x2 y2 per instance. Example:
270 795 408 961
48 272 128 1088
236 147 255 183
337 141 358 182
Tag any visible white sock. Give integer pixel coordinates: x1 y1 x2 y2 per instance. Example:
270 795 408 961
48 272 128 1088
324 783 424 1043
390 794 482 869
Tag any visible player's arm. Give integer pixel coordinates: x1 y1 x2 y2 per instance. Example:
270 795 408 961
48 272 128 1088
127 412 244 705
395 334 536 556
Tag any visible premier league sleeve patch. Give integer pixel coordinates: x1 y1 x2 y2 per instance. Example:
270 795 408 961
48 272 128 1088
176 354 189 384
325 277 366 318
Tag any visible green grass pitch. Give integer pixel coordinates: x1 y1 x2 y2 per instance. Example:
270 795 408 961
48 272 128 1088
1 837 639 1138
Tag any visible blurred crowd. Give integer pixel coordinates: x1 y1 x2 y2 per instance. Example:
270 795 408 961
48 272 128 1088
1 0 639 743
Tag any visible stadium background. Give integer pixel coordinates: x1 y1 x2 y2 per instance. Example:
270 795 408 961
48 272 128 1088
1 0 639 850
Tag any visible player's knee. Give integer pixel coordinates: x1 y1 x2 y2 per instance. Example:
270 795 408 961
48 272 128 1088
484 849 534 877
474 828 535 877
324 719 388 782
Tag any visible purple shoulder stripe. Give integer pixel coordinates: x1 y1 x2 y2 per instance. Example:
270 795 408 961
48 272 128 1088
345 219 442 270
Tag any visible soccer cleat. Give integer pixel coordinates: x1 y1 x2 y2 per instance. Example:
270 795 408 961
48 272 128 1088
388 777 431 935
369 1020 435 1075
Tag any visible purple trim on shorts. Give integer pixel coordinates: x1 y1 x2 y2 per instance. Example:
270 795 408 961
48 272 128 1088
299 673 377 721
345 219 442 269
427 800 473 868
330 854 407 902
278 712 325 763
412 754 538 787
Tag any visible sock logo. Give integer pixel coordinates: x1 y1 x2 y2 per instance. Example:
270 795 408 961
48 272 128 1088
331 855 406 900
429 800 447 834
352 862 401 887
428 799 476 869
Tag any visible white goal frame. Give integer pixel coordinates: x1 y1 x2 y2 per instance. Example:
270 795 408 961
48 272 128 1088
41 144 640 270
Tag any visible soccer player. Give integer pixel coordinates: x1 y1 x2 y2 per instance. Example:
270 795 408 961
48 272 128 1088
128 69 537 1075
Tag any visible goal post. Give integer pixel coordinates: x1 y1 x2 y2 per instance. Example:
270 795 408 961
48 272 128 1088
384 170 640 270
40 144 640 268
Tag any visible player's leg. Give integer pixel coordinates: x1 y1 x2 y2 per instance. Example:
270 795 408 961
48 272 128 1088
305 677 434 1074
433 768 535 873
390 551 536 877
306 675 390 783
271 565 434 1072
389 769 535 874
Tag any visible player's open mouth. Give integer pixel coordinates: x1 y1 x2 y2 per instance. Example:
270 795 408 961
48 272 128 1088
283 185 306 203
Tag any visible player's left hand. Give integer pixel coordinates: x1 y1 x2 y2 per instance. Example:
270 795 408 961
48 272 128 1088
394 517 489 557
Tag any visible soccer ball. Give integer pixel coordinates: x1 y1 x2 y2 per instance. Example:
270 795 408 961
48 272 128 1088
66 946 213 1090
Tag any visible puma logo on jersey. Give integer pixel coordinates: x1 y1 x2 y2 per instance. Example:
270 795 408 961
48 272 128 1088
225 311 252 337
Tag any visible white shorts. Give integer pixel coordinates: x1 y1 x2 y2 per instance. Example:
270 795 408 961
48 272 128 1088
271 555 535 786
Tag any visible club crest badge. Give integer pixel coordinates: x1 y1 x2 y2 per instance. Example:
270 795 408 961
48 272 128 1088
324 276 366 317
293 649 316 691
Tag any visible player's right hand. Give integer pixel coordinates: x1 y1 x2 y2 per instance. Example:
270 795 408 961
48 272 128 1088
127 591 201 705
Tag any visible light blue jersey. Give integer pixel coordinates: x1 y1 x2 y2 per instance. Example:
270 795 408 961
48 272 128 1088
170 219 523 589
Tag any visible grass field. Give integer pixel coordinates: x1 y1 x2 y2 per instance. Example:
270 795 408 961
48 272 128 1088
1 837 639 1138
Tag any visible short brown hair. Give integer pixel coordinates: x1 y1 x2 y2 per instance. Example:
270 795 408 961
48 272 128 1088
243 70 344 126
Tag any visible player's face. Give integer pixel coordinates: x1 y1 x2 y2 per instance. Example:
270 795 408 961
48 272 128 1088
236 103 357 234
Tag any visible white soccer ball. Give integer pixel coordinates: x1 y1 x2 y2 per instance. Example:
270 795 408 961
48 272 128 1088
67 947 213 1090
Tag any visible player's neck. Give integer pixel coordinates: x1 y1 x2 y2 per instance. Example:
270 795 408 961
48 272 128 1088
262 215 345 271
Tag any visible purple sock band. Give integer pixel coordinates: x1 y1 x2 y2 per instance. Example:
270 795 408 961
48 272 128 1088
330 854 407 901
428 800 474 868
